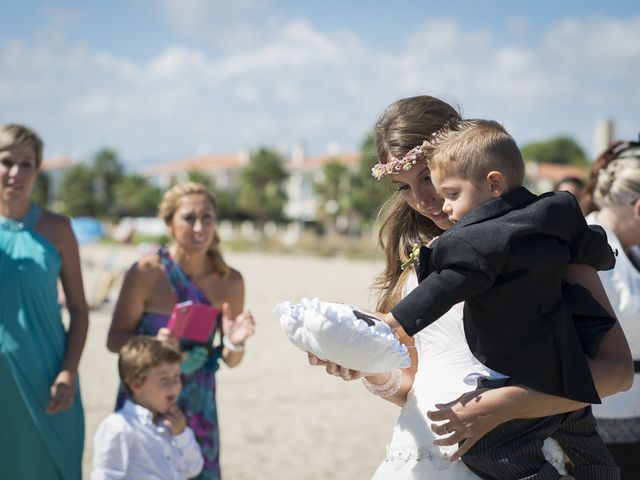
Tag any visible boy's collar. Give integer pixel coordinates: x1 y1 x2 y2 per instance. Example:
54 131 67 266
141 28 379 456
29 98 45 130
122 399 156 425
446 186 536 231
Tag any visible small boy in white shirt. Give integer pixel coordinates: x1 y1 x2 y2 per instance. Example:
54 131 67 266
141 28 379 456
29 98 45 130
91 336 203 480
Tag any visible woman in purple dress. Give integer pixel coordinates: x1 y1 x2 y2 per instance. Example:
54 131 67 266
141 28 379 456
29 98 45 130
107 182 255 479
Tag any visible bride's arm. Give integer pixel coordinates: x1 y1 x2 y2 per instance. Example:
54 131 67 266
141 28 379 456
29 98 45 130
564 264 633 397
307 328 419 407
426 264 634 461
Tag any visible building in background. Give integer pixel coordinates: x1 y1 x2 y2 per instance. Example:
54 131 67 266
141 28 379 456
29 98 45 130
141 150 250 190
142 146 360 222
40 154 76 204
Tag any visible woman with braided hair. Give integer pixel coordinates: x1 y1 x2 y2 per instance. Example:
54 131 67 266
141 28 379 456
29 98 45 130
585 138 640 479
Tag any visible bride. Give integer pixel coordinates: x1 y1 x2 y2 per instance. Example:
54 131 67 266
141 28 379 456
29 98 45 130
308 95 633 479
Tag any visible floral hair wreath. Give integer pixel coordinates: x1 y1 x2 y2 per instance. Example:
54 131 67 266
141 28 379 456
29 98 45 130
371 120 466 180
371 140 430 180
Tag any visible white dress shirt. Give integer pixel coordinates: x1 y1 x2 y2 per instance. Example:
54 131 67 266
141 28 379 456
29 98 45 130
91 400 204 480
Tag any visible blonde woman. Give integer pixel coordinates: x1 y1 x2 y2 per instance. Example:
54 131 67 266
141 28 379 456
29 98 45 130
1 124 88 479
586 140 640 479
107 182 255 480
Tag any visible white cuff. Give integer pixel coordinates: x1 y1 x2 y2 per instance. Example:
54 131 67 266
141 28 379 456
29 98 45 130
223 336 245 352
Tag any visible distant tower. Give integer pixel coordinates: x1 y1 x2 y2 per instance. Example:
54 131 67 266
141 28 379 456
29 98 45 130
238 146 250 166
593 118 615 158
291 141 306 165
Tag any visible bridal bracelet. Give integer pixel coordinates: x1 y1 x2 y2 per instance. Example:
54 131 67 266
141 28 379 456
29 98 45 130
223 336 245 352
362 369 402 397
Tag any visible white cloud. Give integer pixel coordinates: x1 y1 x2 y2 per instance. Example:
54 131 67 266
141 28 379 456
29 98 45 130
1 14 639 162
154 0 274 51
147 46 208 78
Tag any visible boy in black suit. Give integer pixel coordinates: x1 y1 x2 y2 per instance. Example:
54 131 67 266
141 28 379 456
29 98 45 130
385 120 619 479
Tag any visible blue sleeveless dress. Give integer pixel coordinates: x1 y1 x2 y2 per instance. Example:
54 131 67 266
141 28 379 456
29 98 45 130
116 247 223 479
0 203 84 479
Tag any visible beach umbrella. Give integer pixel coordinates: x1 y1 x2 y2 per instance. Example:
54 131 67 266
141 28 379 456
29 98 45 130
70 217 105 244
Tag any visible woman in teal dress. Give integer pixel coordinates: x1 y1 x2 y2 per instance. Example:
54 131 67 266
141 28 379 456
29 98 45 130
0 124 88 479
107 181 255 479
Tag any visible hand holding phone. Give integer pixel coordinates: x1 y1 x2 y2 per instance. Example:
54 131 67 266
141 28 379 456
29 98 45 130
167 300 219 342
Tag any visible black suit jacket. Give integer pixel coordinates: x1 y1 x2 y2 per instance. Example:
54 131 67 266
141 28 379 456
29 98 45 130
391 187 616 403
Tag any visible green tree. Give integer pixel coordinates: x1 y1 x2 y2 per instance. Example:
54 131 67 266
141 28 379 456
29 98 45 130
521 136 589 166
184 170 241 220
112 174 162 217
349 133 395 222
314 159 351 233
59 164 100 216
32 171 50 207
238 147 288 223
211 188 241 220
93 148 124 217
186 170 215 191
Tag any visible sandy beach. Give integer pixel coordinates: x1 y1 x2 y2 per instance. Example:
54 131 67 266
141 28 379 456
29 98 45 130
78 244 399 479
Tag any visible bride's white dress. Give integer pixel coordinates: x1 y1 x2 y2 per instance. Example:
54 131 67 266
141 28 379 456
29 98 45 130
372 297 481 479
371 277 566 479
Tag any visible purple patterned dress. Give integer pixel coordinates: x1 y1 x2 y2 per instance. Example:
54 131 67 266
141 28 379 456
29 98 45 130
117 247 223 479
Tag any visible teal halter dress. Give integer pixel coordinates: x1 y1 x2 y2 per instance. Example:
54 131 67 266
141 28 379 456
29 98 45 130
0 203 84 479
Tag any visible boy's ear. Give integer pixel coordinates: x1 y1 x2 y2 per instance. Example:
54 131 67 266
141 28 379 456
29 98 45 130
633 198 640 220
128 380 143 396
486 171 506 197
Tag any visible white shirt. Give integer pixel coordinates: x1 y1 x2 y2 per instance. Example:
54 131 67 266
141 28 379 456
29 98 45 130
586 212 640 419
91 400 204 480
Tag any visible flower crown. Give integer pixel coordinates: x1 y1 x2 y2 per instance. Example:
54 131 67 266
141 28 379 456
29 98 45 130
371 120 468 180
371 140 430 180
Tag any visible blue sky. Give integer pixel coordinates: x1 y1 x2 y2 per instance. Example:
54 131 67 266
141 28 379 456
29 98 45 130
2 0 639 167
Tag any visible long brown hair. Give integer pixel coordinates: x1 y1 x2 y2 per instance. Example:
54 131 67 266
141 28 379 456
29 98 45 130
158 182 230 277
372 96 462 312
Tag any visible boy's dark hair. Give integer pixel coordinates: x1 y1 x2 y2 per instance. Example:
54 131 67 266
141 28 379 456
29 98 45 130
118 336 182 396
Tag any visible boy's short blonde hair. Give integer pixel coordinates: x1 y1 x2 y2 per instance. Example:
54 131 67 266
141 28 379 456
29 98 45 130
118 336 182 395
428 119 525 190
0 124 44 168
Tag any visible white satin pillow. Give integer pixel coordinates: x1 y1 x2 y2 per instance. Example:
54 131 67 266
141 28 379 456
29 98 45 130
275 298 411 373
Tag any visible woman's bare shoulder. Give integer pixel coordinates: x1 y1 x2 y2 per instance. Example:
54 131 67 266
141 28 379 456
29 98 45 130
38 208 71 232
224 266 244 286
36 208 75 250
128 252 164 279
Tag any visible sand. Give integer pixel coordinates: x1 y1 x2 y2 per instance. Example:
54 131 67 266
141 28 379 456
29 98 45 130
78 244 399 479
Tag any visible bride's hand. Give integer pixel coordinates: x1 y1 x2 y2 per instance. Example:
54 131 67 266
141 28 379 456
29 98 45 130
307 352 367 381
426 388 507 461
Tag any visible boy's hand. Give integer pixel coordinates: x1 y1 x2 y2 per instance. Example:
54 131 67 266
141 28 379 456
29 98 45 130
380 312 401 331
353 308 400 331
162 404 187 436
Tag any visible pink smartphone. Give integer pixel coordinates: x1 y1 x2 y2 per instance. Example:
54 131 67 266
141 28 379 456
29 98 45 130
167 300 219 342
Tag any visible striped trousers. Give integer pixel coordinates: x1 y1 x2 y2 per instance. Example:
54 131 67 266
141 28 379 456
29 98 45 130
461 379 619 479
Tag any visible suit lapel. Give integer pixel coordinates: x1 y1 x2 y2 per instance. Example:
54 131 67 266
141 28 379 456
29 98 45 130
416 245 432 281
